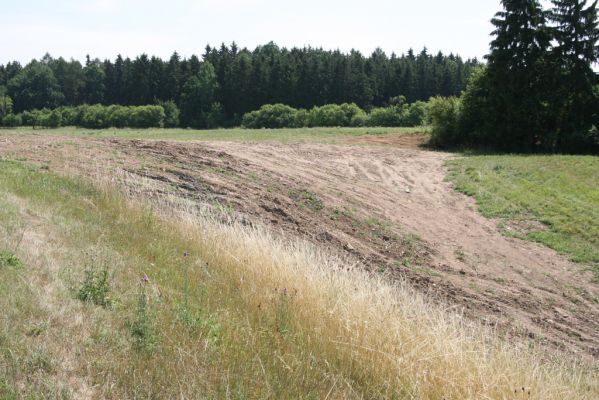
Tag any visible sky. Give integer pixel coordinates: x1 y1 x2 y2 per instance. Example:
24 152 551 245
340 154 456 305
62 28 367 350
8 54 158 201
0 0 505 65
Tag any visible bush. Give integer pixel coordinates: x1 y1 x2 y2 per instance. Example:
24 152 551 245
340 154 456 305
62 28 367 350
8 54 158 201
428 96 462 147
160 100 180 128
404 101 428 127
2 113 21 127
57 106 80 126
81 104 110 128
20 110 36 126
0 96 13 121
295 109 310 127
350 112 368 127
46 109 63 128
367 106 404 127
307 103 364 127
106 105 130 128
241 104 298 128
128 105 165 128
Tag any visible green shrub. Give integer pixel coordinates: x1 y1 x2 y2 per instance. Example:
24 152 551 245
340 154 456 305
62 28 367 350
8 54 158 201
160 100 180 128
350 112 368 127
428 96 462 147
0 96 13 121
129 105 165 128
81 104 110 128
241 103 298 128
2 113 21 127
56 106 79 126
295 108 310 127
404 101 428 127
367 106 404 127
44 109 63 128
20 110 36 126
106 105 130 128
307 103 364 127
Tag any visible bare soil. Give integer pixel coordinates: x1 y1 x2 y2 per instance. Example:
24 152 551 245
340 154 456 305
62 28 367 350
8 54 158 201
2 132 598 363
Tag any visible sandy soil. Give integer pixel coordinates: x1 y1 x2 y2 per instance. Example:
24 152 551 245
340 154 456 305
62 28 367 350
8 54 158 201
1 132 598 363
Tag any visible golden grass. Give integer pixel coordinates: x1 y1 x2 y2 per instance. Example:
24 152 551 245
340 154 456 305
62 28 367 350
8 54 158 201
0 161 597 399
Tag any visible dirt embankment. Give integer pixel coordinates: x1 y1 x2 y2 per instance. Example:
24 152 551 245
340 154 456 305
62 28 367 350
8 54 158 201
1 133 598 363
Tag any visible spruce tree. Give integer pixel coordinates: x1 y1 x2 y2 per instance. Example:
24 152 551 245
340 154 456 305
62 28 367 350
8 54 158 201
550 0 599 149
485 0 551 150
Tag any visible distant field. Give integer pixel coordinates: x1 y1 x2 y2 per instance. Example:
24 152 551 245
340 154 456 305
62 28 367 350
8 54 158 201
0 126 427 143
447 155 599 278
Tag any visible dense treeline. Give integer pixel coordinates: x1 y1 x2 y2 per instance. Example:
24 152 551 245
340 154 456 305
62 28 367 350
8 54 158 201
431 0 599 153
0 43 479 127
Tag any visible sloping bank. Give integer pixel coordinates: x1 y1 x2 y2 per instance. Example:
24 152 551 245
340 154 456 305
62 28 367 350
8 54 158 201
0 160 596 399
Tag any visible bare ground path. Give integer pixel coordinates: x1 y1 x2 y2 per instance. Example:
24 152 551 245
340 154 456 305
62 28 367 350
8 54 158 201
1 133 598 362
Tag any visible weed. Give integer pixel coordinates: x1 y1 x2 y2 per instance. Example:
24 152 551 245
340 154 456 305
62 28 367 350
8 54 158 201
130 282 156 351
454 247 466 262
25 347 55 374
77 262 112 308
0 250 23 270
289 189 324 212
399 233 423 267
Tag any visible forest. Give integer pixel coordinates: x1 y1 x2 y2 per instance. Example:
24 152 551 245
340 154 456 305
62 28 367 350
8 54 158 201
0 43 478 127
430 0 599 153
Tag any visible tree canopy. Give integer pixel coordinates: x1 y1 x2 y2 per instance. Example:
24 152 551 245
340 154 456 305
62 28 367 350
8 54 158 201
0 43 479 126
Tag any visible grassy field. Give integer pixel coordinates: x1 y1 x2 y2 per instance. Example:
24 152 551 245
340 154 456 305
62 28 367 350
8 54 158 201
447 154 599 279
0 126 426 143
0 159 597 399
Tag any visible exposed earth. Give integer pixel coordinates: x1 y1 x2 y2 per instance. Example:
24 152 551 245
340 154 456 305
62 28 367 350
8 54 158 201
1 132 598 363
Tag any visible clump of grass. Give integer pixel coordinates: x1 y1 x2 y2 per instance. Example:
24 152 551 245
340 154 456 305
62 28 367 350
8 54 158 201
77 262 112 308
288 189 324 211
25 347 55 374
0 250 23 270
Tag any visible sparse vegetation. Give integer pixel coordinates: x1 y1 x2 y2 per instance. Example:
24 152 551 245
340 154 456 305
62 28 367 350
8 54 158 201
289 189 324 211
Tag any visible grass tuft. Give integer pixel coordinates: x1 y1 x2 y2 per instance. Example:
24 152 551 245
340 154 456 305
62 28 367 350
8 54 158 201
0 250 23 270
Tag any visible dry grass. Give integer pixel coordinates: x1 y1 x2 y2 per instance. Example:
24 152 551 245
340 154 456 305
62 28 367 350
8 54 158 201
0 160 597 399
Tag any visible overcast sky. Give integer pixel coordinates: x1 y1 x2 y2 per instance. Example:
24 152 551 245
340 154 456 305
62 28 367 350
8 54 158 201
0 1 505 65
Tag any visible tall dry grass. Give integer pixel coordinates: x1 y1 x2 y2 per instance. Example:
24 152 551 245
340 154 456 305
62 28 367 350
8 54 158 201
109 170 598 399
1 161 597 399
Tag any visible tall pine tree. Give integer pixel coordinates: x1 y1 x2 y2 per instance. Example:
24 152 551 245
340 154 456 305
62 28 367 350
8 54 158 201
550 0 599 149
485 0 551 150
